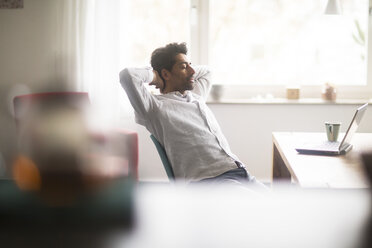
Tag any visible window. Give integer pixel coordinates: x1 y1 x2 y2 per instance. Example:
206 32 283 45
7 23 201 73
209 0 367 86
118 0 191 67
193 0 372 99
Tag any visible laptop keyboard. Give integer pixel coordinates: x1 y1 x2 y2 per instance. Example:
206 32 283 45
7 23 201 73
318 141 340 150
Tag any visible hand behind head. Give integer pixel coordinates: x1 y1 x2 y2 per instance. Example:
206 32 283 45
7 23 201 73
149 70 165 93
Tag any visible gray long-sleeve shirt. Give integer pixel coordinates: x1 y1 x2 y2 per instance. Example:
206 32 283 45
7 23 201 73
119 66 241 182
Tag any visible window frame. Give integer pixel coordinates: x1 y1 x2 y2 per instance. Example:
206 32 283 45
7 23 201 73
190 0 372 100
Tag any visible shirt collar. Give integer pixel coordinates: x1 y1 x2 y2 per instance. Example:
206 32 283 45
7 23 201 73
174 91 187 98
165 91 197 102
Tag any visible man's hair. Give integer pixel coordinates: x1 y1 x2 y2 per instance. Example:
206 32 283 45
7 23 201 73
150 42 188 77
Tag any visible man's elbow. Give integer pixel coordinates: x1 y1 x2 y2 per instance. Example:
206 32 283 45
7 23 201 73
119 68 130 83
120 68 138 88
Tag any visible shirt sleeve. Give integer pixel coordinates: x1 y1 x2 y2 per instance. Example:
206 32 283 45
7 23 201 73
191 65 212 102
119 67 159 123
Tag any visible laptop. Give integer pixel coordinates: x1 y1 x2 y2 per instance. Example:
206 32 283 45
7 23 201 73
295 103 368 155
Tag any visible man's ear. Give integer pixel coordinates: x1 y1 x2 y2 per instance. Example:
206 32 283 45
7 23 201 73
161 69 171 81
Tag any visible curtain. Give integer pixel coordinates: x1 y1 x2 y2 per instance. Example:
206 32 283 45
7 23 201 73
58 0 134 129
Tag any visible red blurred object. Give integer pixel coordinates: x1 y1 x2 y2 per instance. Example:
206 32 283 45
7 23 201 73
13 92 139 181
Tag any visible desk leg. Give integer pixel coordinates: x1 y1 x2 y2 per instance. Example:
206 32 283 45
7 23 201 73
272 143 291 183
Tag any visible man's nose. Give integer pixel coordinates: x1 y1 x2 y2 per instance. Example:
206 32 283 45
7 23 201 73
188 65 195 75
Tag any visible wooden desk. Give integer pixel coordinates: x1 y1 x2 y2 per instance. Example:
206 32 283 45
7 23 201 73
272 132 372 188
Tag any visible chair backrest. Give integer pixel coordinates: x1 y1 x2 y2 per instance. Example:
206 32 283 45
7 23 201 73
150 134 175 180
13 92 90 130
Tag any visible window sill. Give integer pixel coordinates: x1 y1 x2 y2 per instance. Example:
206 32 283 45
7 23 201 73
207 98 372 105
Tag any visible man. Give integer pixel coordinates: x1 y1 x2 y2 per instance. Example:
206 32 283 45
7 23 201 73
119 42 265 188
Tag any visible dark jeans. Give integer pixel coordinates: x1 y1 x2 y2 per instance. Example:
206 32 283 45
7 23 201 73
199 167 269 191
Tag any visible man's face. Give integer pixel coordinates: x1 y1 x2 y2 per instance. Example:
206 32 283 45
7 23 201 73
167 53 195 93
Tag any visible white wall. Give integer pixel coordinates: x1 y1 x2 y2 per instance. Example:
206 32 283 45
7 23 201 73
0 0 61 174
0 0 59 89
136 103 372 182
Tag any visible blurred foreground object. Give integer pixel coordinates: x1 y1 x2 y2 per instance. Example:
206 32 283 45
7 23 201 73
360 151 372 248
0 92 137 238
122 183 371 248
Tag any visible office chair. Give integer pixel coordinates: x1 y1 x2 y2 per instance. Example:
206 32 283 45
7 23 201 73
150 134 175 180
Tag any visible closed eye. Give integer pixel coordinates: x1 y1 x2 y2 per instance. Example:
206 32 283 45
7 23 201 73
179 62 191 69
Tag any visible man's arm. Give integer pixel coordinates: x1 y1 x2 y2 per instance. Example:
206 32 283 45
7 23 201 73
119 67 159 120
191 66 212 101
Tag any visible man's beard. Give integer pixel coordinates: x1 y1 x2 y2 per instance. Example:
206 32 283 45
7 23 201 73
185 76 194 90
185 81 194 91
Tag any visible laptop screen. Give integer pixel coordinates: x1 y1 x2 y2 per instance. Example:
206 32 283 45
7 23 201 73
339 103 368 148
